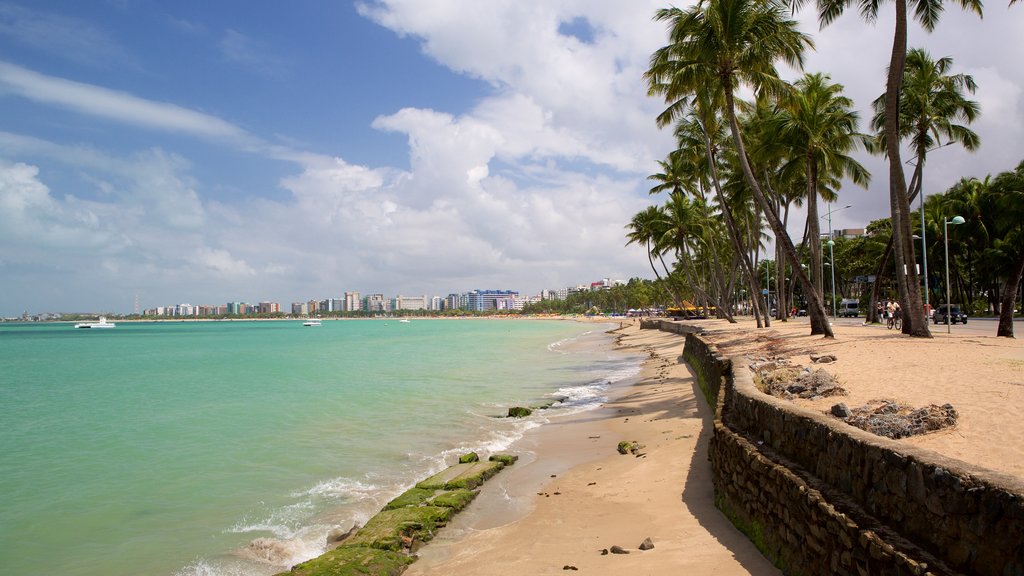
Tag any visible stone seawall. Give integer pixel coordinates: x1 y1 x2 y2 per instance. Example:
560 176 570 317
670 326 1024 576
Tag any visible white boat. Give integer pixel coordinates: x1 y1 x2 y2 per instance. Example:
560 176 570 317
399 319 411 323
75 316 116 329
303 319 322 327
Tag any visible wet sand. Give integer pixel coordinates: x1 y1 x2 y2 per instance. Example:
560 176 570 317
405 316 1023 575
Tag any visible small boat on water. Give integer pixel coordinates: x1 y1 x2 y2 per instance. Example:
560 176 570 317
399 319 410 323
303 319 322 327
75 317 116 329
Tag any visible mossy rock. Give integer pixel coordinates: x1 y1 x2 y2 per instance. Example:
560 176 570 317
383 487 434 510
507 406 532 418
416 464 470 490
428 488 477 511
274 545 413 576
488 454 519 466
618 440 640 455
458 452 479 463
342 506 454 551
443 460 505 490
415 460 504 491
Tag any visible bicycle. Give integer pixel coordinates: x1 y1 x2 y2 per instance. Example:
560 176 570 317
886 314 902 330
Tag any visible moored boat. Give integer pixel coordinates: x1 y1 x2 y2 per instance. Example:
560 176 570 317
75 317 116 329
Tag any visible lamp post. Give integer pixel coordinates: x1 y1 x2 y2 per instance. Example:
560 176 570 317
823 204 850 319
827 239 836 318
919 193 930 317
943 215 965 333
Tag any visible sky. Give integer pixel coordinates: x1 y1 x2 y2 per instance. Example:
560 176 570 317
0 1 1021 316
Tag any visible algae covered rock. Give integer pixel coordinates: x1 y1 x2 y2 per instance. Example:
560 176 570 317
617 440 641 455
275 545 413 576
458 452 479 463
429 488 477 511
342 506 454 551
488 454 519 465
444 460 505 490
415 460 505 491
383 487 434 510
507 406 532 418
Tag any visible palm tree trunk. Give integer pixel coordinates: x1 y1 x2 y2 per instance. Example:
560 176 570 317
807 156 825 318
885 0 930 337
652 250 685 312
996 248 1023 337
700 119 766 327
723 86 832 337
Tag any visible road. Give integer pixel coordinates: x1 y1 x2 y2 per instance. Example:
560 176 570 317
825 315 1023 337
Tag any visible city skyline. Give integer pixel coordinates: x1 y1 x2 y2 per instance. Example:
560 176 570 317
1 2 1022 317
11 280 623 318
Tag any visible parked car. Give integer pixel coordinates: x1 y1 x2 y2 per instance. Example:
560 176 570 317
933 304 968 324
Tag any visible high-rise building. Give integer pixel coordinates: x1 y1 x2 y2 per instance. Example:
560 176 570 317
344 291 361 312
466 290 519 312
363 294 387 313
394 295 427 311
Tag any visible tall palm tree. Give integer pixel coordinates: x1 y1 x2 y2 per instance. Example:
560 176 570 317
865 48 980 327
625 206 672 291
991 161 1024 337
645 0 834 336
799 0 983 337
766 73 870 316
683 101 769 325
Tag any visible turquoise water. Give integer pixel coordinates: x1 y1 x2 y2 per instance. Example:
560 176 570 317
0 319 638 576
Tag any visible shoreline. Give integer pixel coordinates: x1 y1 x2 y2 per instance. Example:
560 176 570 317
403 321 778 575
397 316 1023 575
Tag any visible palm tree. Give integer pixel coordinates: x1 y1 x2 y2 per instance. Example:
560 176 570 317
626 206 670 286
991 161 1024 337
645 0 834 336
799 0 983 337
680 102 768 325
863 48 980 327
766 73 870 317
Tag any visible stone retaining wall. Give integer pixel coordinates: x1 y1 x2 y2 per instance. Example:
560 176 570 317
676 327 1024 576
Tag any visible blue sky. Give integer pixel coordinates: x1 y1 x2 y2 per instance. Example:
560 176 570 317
1 1 1021 316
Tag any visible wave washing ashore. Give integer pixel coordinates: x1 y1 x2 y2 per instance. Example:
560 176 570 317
0 318 641 576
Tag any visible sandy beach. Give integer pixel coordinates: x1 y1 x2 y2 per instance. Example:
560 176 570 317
404 317 1023 575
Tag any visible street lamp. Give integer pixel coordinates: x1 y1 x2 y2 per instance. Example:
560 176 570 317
822 203 850 319
823 238 831 315
943 215 965 333
919 193 931 317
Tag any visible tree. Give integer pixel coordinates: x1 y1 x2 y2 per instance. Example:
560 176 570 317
991 161 1024 337
626 205 664 282
645 0 835 337
677 103 766 325
767 72 870 317
801 0 983 337
864 48 980 325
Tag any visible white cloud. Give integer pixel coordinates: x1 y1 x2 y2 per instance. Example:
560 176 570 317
358 0 674 173
0 61 258 146
197 247 256 276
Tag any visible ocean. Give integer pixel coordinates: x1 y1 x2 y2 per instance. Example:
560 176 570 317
0 318 640 576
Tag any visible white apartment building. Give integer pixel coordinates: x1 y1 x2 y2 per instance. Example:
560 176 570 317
393 295 427 311
344 291 361 312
